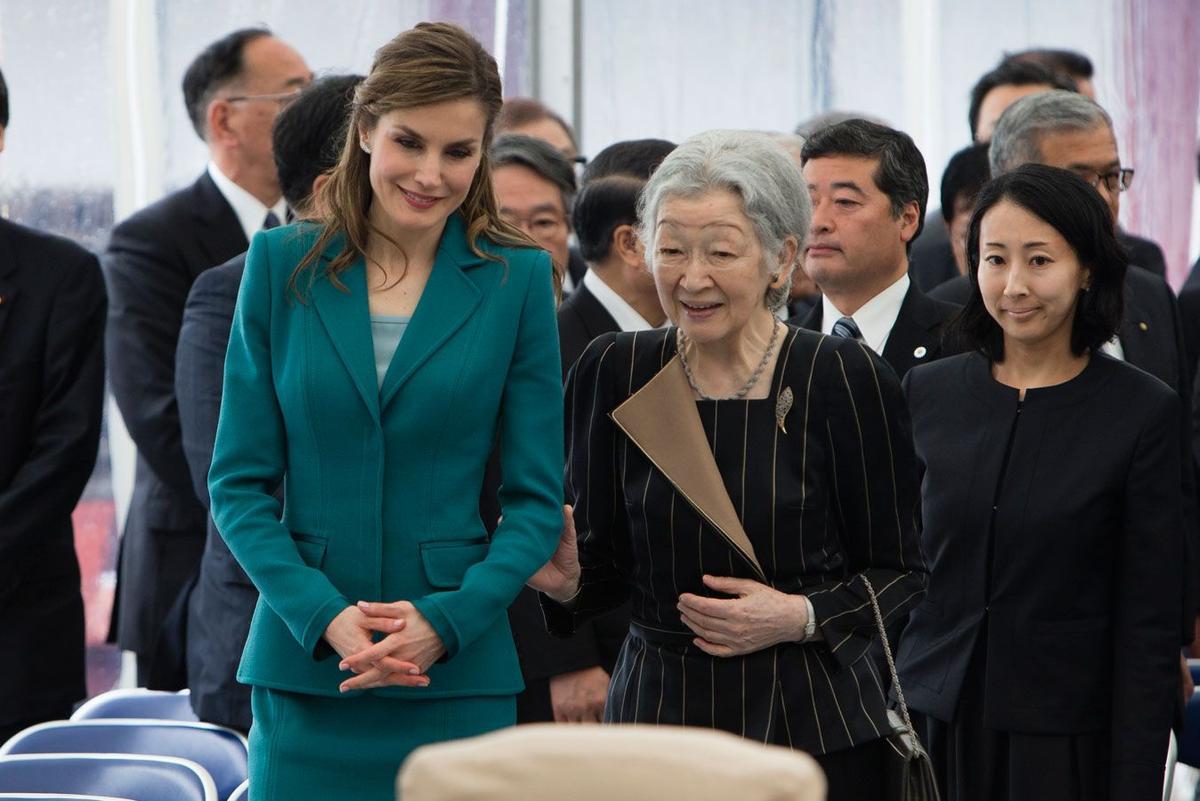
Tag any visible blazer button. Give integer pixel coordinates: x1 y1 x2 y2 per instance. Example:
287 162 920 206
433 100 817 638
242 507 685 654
1138 321 1149 332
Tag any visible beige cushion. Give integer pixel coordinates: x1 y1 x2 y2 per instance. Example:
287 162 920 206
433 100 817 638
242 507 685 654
397 723 826 801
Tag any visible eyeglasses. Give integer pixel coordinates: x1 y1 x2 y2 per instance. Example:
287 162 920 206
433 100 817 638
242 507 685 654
224 89 303 107
1080 167 1135 193
501 212 567 237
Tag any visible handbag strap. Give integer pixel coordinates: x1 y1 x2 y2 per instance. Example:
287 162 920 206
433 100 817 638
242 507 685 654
860 575 916 736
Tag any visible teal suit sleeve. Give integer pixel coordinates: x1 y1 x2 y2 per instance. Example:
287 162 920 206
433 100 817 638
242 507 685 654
208 232 350 658
412 251 564 659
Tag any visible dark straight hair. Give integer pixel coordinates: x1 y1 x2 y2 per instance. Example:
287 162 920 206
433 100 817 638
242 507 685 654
955 163 1127 361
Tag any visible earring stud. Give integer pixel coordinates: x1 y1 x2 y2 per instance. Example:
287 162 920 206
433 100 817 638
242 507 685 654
360 140 371 154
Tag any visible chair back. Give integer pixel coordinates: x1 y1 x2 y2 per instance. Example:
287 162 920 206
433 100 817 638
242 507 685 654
71 691 198 723
227 781 248 801
1 723 244 801
0 755 215 801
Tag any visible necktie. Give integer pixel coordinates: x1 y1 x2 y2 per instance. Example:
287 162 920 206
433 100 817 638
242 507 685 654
831 316 862 340
263 210 281 230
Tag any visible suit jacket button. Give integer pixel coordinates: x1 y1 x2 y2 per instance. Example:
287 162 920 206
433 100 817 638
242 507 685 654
913 346 927 359
1138 321 1149 331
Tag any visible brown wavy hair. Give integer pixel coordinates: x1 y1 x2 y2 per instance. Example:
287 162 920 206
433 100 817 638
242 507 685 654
288 22 544 299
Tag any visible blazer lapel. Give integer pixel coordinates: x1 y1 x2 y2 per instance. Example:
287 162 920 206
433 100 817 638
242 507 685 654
190 172 250 273
379 215 484 411
611 356 767 580
0 223 17 344
311 257 381 424
1119 280 1153 367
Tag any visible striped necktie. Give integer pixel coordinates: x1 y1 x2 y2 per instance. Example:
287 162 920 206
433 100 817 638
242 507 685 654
831 316 862 340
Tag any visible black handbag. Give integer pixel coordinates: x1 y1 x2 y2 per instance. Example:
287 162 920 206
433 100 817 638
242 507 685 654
862 576 941 801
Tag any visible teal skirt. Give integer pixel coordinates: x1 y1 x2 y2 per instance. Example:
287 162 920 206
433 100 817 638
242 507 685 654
248 687 515 801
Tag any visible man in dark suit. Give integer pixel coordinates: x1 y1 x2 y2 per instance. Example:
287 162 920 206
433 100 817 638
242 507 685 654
0 67 107 741
557 139 675 373
175 74 360 732
105 27 310 683
506 140 674 725
789 119 961 378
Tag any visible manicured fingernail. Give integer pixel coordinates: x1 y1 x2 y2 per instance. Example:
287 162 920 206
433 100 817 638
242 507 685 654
339 661 348 670
408 667 420 675
357 601 369 609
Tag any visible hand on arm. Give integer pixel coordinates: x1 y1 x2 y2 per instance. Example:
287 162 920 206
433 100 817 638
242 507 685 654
527 505 582 604
677 575 811 657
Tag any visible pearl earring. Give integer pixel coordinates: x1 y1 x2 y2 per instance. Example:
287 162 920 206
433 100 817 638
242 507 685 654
360 140 371 154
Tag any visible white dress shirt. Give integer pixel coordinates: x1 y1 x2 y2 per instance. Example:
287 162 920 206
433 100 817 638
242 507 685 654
820 273 910 355
582 269 662 332
207 162 288 245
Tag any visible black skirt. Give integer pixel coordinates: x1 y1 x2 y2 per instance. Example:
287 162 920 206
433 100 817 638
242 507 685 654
921 632 1109 801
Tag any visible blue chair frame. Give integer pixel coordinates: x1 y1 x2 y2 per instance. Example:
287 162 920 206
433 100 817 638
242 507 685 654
0 754 216 801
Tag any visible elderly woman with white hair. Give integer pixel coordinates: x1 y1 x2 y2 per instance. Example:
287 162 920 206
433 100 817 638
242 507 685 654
530 130 927 800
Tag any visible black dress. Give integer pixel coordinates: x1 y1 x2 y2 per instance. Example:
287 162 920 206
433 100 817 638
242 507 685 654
899 352 1184 801
545 326 927 799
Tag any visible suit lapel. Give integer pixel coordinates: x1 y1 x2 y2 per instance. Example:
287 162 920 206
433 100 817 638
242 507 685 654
576 284 620 341
0 222 17 344
379 215 484 411
311 257 381 424
797 302 823 332
1119 278 1153 367
190 172 250 273
611 356 766 580
881 287 923 377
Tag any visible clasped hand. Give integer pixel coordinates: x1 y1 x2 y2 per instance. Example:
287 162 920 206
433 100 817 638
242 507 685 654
324 601 446 692
677 575 809 657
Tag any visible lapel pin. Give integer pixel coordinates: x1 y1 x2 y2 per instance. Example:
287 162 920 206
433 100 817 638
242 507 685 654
1138 321 1148 332
913 346 927 359
775 386 794 434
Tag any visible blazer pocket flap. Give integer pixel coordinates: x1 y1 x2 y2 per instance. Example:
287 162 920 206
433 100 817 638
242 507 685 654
291 532 328 568
420 539 489 589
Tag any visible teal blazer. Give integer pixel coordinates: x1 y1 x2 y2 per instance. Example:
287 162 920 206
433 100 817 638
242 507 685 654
208 214 563 699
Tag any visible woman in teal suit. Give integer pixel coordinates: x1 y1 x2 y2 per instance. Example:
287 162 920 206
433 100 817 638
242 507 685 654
207 23 563 801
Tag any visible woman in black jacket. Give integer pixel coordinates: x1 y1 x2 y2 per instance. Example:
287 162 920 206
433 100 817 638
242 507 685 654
897 164 1184 801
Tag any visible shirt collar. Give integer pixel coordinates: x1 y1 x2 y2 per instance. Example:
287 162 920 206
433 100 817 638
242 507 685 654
207 162 288 244
820 272 910 354
582 269 663 332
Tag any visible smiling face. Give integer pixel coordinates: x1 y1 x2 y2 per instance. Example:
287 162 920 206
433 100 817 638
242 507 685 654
651 189 788 346
802 155 916 307
361 98 487 241
977 199 1089 356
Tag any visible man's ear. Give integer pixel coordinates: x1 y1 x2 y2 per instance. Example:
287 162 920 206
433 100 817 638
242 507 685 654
613 224 643 268
206 98 236 146
899 199 921 244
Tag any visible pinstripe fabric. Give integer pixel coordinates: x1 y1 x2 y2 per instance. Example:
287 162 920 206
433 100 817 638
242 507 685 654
546 326 927 754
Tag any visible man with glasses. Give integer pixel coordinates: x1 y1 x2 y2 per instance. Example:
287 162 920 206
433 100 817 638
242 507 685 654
491 134 580 292
104 27 310 686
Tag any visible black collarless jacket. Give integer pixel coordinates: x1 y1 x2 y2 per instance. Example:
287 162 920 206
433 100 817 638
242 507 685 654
899 353 1182 801
791 282 963 378
104 170 249 656
545 326 927 753
0 218 106 724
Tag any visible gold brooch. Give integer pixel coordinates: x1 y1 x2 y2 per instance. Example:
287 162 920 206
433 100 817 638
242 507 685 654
776 386 794 434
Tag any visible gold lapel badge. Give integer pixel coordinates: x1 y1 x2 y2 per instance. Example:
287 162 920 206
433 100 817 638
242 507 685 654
776 386 794 434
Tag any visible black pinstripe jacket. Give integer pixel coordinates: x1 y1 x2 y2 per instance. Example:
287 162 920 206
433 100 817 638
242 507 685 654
544 325 927 754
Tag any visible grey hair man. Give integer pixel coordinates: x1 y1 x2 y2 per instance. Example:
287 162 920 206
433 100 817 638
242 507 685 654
491 133 578 289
